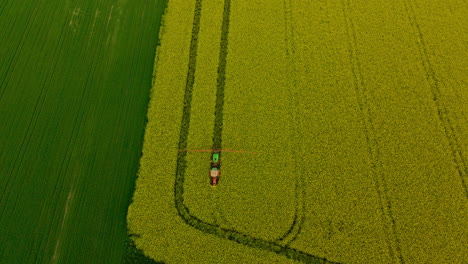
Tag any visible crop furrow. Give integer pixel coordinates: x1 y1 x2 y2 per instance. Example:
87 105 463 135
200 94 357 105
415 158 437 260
24 19 74 262
0 0 12 17
33 10 108 260
0 79 48 219
0 0 46 102
31 23 85 261
401 0 468 198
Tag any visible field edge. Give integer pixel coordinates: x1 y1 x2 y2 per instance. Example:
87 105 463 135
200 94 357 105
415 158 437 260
124 0 169 263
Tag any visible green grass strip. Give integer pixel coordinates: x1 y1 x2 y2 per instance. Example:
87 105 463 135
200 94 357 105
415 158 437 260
174 0 341 263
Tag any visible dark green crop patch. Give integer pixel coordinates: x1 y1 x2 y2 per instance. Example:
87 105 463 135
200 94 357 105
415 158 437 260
0 0 167 263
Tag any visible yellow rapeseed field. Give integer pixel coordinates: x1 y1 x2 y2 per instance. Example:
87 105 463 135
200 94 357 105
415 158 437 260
128 0 468 263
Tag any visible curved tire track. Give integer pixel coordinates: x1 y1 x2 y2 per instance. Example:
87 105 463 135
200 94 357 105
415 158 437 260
174 0 340 263
274 0 306 246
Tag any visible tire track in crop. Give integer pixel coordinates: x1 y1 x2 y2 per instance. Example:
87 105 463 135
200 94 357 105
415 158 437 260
209 0 232 232
210 0 229 151
174 0 339 263
340 1 404 263
401 0 468 198
275 0 306 246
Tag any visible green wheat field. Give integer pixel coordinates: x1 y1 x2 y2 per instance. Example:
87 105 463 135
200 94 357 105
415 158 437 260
0 0 166 263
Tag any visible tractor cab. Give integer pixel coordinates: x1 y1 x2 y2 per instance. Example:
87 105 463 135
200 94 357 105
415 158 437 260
211 150 220 167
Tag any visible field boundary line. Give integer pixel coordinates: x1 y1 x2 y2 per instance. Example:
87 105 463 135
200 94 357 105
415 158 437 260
401 0 468 198
173 0 341 263
340 0 405 263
